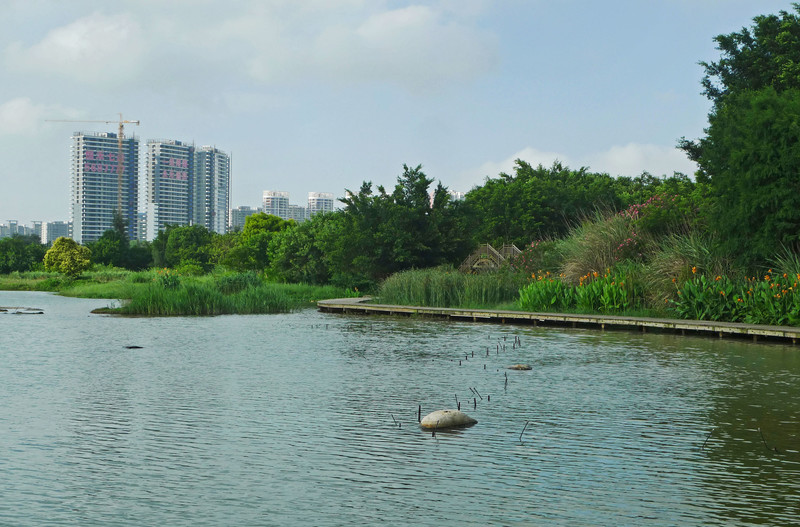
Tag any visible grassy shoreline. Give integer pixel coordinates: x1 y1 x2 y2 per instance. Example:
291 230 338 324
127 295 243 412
0 270 357 316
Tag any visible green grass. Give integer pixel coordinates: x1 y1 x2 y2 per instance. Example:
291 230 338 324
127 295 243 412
377 267 528 308
1 269 355 316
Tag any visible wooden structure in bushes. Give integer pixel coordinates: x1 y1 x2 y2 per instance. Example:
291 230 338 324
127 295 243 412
459 244 521 273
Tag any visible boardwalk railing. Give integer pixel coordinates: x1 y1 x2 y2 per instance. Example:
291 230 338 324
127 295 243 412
459 243 520 273
318 297 800 345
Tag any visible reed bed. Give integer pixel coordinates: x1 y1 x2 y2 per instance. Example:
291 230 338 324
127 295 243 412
378 268 527 308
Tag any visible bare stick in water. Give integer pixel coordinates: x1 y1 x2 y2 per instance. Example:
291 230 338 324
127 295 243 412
758 427 780 453
701 429 714 450
519 421 529 443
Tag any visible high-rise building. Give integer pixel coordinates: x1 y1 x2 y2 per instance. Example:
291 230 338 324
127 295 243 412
288 204 308 223
308 192 334 217
42 221 71 245
145 139 194 241
263 191 290 219
193 146 230 234
144 141 231 240
230 206 259 231
70 131 139 244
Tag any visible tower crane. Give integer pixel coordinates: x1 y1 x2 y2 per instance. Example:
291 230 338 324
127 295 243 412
46 114 140 213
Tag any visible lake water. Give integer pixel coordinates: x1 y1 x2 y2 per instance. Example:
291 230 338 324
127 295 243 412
2 291 800 526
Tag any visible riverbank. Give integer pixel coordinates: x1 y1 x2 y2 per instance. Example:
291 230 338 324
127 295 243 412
318 297 800 344
0 271 357 315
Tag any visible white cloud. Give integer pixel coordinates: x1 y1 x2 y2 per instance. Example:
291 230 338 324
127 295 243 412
585 143 697 177
458 143 698 192
5 12 146 86
315 5 497 89
0 97 80 135
222 3 497 90
476 147 573 179
3 3 495 94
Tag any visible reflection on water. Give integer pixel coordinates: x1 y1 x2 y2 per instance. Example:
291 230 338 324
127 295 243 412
3 291 800 526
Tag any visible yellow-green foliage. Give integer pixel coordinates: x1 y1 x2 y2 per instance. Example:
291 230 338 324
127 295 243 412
44 237 92 278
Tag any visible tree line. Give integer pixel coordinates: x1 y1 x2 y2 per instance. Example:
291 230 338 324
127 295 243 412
4 4 800 286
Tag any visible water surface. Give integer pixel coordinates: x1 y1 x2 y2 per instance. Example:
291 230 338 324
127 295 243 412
2 291 800 526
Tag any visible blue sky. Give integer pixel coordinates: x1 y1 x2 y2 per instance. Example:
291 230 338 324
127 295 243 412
0 0 793 224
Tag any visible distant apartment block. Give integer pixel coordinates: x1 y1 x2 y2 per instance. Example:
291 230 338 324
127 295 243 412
143 141 231 240
230 206 259 231
307 192 334 217
0 221 19 238
288 204 308 223
42 221 71 245
70 131 139 244
145 139 194 241
193 146 231 235
263 191 290 219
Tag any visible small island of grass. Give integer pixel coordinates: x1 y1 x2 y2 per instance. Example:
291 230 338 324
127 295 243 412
0 268 357 316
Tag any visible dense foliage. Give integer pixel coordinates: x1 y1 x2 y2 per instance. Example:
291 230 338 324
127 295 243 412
0 235 45 273
44 237 92 278
2 5 799 325
680 4 800 265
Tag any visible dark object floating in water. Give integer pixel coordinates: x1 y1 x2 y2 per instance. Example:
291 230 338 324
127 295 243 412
420 409 477 430
507 364 532 370
2 306 44 315
124 345 144 349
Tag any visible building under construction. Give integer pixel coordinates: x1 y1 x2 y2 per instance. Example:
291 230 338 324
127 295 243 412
70 131 140 244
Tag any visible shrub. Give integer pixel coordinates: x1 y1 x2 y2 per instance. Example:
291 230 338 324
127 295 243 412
559 212 651 284
155 268 181 289
43 238 92 278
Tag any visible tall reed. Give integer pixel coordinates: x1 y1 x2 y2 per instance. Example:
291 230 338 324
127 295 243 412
378 267 527 308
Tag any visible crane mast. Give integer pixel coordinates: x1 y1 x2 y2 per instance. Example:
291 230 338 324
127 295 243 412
46 114 140 213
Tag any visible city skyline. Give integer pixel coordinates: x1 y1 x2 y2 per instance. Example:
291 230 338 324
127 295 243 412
1 1 793 224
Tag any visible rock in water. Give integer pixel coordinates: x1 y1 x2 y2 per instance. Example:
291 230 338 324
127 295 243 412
507 364 532 370
420 409 477 430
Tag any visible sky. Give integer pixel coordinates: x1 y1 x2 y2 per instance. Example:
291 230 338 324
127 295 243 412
0 0 794 224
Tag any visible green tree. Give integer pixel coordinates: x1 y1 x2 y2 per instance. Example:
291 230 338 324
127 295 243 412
693 87 800 261
681 4 800 168
465 161 621 246
0 234 46 273
223 213 294 271
44 237 92 278
699 4 800 105
164 225 214 271
90 229 126 267
679 5 800 263
125 241 153 271
268 213 333 284
329 164 469 287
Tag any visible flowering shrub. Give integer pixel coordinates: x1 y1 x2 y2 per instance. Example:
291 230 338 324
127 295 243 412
505 240 560 275
155 268 181 289
518 267 643 313
622 193 688 237
671 268 800 326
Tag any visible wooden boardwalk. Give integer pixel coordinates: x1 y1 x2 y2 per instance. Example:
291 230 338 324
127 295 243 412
318 297 800 344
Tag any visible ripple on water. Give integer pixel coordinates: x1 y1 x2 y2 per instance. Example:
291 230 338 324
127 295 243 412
3 292 800 526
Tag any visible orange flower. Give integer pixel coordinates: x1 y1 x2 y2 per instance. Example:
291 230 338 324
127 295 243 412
715 276 721 281
691 266 697 274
